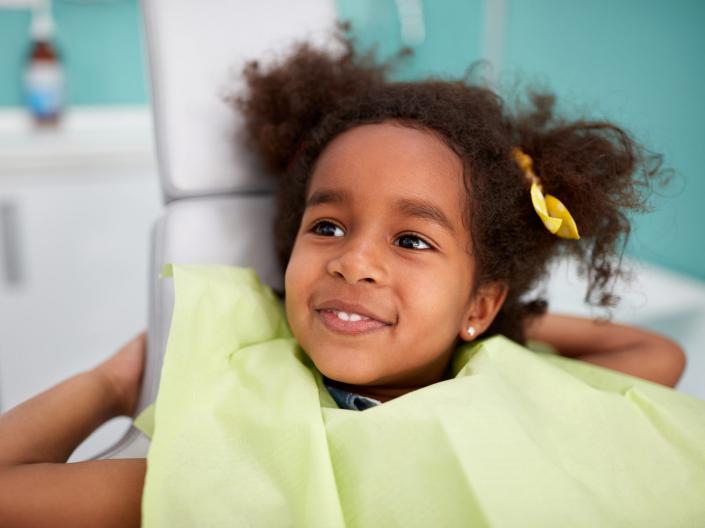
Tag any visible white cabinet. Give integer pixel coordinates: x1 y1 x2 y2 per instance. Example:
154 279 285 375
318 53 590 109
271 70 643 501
0 107 162 459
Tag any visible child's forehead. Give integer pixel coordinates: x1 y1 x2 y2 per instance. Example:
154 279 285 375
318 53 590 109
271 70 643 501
309 122 465 204
318 121 461 171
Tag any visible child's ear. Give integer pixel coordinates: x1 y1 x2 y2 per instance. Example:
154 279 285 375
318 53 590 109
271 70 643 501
459 281 508 341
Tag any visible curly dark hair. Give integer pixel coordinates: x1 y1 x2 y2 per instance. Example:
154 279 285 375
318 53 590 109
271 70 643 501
232 24 665 343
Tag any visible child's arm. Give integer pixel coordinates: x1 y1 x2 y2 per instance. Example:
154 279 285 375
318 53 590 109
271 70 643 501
526 314 687 388
0 334 146 527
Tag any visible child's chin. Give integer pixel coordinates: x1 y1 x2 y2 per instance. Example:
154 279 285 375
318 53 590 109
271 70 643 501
311 353 384 386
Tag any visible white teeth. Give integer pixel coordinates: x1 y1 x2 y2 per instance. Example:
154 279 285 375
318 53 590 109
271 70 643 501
332 310 369 322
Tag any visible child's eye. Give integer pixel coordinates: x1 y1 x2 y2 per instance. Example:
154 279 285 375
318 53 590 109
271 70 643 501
395 233 432 250
312 220 345 237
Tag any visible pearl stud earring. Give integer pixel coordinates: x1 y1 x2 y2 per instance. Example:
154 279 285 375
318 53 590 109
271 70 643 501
467 326 477 338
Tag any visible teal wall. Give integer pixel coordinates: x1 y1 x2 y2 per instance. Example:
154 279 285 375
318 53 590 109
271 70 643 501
500 0 705 282
1 0 703 280
338 0 705 281
0 0 147 106
337 0 484 80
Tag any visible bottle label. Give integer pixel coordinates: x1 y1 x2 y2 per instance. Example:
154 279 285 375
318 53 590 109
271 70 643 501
24 62 64 118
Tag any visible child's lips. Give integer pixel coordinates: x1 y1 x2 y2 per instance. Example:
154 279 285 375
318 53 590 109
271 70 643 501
316 309 392 336
315 300 393 325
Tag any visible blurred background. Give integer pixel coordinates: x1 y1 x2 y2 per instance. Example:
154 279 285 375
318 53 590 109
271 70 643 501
0 0 703 458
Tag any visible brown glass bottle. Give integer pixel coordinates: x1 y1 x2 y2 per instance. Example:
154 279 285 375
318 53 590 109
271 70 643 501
25 22 64 125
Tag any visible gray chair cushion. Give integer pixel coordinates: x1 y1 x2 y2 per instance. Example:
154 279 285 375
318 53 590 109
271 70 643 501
97 194 282 459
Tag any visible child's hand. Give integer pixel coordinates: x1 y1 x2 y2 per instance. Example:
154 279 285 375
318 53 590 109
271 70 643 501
92 332 146 417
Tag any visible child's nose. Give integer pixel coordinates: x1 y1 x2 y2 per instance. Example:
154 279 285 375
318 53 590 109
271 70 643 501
326 237 386 285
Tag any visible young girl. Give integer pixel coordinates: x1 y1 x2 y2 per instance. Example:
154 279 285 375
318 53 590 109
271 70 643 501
0 30 696 527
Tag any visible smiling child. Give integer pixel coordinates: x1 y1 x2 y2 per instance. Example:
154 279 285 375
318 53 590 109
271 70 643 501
0 28 702 527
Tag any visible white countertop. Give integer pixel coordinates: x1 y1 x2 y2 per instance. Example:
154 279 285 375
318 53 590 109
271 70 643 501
0 105 157 175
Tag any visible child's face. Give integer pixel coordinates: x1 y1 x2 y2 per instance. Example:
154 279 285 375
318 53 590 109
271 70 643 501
285 122 501 395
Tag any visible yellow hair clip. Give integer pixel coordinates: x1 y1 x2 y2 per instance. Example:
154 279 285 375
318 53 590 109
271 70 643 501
513 148 580 240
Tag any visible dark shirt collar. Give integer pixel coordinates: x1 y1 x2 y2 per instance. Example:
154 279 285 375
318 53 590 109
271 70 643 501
324 383 381 411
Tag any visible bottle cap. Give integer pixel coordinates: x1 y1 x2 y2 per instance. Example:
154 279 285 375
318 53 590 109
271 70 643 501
30 6 55 41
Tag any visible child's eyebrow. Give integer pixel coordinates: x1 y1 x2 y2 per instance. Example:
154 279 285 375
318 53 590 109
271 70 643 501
306 188 455 234
396 197 456 235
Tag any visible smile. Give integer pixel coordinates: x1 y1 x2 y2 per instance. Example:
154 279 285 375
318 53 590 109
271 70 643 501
316 309 392 336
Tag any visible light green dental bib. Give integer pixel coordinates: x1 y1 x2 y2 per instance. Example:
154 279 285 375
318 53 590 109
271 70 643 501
139 265 705 527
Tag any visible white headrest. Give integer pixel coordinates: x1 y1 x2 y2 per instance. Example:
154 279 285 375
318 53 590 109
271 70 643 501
142 0 339 200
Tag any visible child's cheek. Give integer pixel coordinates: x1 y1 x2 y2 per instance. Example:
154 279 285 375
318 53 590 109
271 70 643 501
283 251 311 334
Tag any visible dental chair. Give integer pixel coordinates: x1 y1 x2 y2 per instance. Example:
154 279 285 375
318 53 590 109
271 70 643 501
94 0 339 459
95 0 705 461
